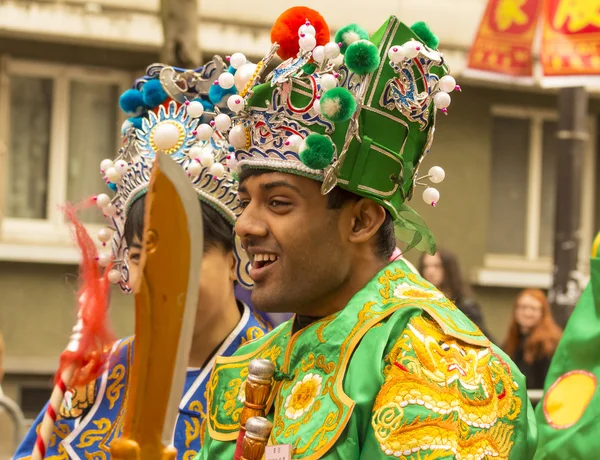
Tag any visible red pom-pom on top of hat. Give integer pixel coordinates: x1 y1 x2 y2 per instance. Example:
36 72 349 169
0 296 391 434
270 6 330 60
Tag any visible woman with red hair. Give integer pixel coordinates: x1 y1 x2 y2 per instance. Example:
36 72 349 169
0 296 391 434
504 289 563 389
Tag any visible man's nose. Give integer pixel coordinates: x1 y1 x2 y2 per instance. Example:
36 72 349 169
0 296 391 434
235 202 268 243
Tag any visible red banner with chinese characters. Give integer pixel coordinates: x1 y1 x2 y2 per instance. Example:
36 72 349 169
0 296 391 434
541 0 600 77
467 0 542 77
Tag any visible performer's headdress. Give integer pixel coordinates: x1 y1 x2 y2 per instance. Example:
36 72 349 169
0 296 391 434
222 7 459 253
92 58 253 290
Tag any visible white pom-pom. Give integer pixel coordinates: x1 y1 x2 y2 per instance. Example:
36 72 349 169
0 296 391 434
313 99 321 114
299 24 317 37
186 100 205 118
200 151 215 167
100 159 114 172
439 75 457 93
187 161 202 176
403 40 422 59
227 95 245 113
433 92 451 110
226 156 239 172
153 122 181 150
234 63 258 92
319 74 338 91
96 193 111 208
423 187 440 206
189 145 203 159
218 72 235 90
98 252 112 267
103 204 117 217
324 42 341 60
428 166 446 184
312 46 325 64
229 124 247 149
214 114 232 132
230 52 247 69
105 167 121 183
299 35 317 52
114 160 129 175
97 227 113 243
210 162 225 178
387 45 406 63
196 124 213 141
285 134 303 153
108 269 121 284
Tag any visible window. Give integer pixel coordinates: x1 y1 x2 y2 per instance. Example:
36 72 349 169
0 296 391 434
483 106 596 280
0 59 130 259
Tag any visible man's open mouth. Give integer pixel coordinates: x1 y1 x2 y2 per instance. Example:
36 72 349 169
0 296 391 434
249 253 279 282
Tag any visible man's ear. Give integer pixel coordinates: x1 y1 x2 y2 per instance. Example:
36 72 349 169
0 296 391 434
347 199 386 244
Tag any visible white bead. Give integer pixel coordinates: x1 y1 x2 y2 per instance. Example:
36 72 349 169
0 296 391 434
428 166 446 184
312 46 325 64
187 161 202 176
422 187 440 206
108 269 121 284
439 75 457 93
103 204 117 217
98 253 112 267
114 160 129 175
100 159 114 172
153 122 181 150
186 100 205 118
434 91 451 109
285 134 303 152
324 42 341 60
227 95 245 113
234 63 258 92
105 167 122 183
214 113 232 132
388 45 406 63
330 54 345 68
210 162 225 178
319 74 338 91
299 35 317 52
299 24 316 37
97 227 113 243
196 124 213 141
218 72 235 90
229 52 247 70
189 145 203 159
96 193 111 208
226 156 239 172
229 124 247 149
404 40 422 59
200 151 215 167
313 99 321 114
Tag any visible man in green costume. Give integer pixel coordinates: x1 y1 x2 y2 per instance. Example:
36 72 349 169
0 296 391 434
197 6 538 459
534 232 600 459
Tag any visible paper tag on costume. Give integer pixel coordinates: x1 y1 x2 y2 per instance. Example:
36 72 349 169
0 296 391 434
265 444 292 460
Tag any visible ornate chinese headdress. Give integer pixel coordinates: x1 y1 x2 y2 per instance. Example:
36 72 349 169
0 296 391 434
92 58 253 290
222 7 459 253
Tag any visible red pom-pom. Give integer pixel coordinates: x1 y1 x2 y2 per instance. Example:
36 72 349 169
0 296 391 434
270 7 330 60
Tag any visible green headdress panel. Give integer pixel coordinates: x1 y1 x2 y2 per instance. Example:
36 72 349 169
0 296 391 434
224 7 459 253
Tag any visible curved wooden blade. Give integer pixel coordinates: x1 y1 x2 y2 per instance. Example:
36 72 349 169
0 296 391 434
112 154 203 460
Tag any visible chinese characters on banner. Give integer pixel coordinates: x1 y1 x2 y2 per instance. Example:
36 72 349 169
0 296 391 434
467 0 542 77
541 0 600 77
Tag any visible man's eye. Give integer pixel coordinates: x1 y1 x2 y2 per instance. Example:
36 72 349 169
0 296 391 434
270 200 290 207
129 254 140 263
239 200 250 209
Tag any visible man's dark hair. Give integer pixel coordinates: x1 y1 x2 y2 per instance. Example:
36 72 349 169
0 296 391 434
238 168 396 260
124 194 234 252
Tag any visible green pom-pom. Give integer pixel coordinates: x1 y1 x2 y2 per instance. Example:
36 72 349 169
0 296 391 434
320 87 356 123
334 24 370 54
299 134 334 170
302 63 317 75
344 40 381 75
411 21 439 49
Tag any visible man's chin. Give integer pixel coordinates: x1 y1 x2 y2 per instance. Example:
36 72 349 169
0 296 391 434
250 286 286 313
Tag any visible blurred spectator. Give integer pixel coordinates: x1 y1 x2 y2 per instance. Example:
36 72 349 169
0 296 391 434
504 289 562 389
419 249 493 340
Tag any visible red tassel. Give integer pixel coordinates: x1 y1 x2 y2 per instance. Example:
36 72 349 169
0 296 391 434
55 197 116 387
233 429 245 460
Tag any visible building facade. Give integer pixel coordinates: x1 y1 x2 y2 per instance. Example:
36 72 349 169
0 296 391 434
0 0 598 451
